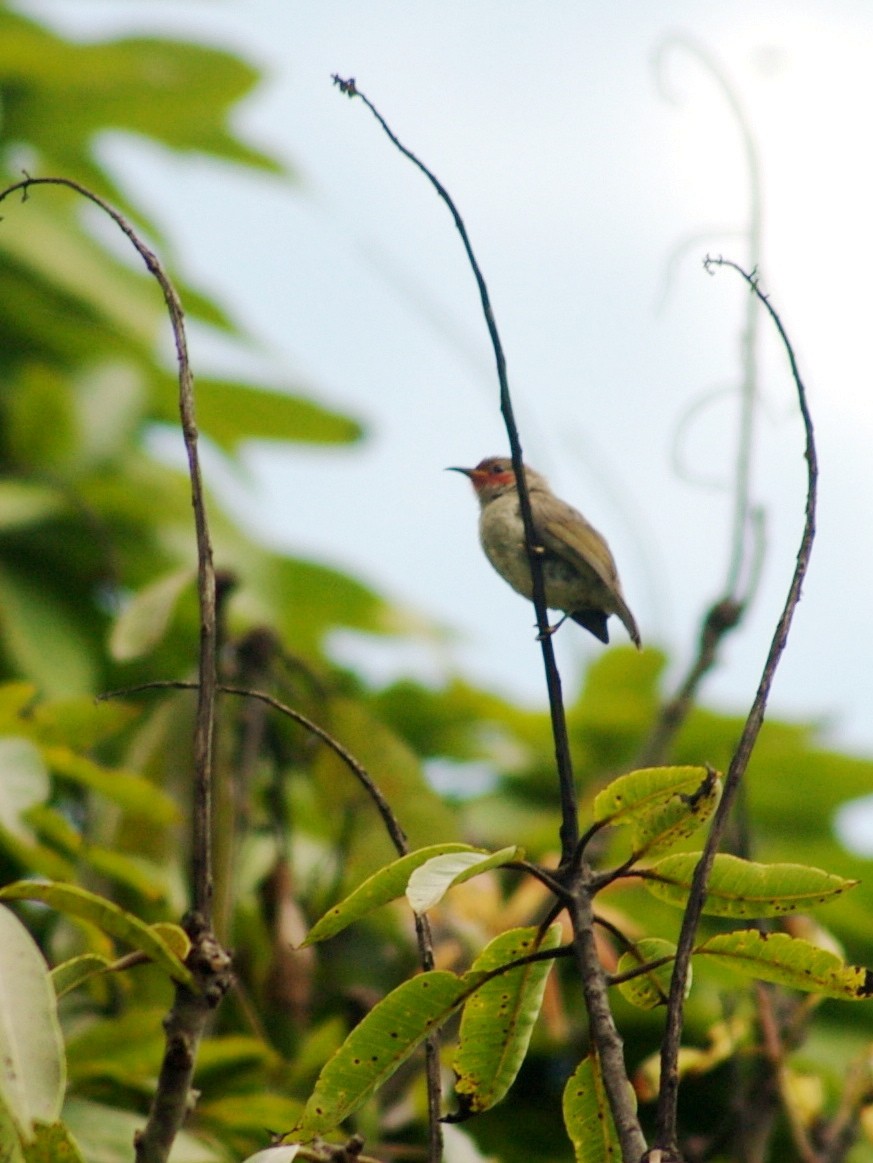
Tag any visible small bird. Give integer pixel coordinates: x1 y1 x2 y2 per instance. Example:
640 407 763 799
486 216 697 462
449 456 641 648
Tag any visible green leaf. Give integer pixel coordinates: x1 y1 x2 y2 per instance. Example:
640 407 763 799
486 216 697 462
593 766 716 827
303 844 479 946
0 1094 25 1162
562 1053 624 1163
50 954 113 999
0 905 65 1139
642 853 858 918
0 684 39 727
0 481 66 530
42 745 178 824
294 971 474 1137
695 930 873 1000
62 1098 223 1163
451 925 562 1116
109 566 196 661
0 11 282 174
26 693 138 751
309 697 460 885
21 1120 85 1162
26 805 170 902
615 938 679 1010
406 846 523 914
0 564 97 697
153 377 363 452
0 882 194 989
0 194 162 355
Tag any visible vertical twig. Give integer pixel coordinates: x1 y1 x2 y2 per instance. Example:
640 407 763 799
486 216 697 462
655 261 818 1156
331 75 579 863
0 175 228 1163
333 79 645 1159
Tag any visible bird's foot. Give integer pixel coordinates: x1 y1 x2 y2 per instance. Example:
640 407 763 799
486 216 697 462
535 614 569 641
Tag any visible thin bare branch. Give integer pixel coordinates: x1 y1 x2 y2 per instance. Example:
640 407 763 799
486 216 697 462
654 261 818 1155
332 77 653 1159
0 175 226 1163
331 75 579 864
642 40 766 766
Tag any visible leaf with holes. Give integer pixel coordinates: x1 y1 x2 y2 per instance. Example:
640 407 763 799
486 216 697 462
293 971 477 1137
563 1053 628 1162
450 924 561 1117
642 853 858 918
696 930 873 999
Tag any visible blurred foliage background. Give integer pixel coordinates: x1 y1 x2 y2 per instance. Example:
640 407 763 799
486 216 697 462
1 6 873 1161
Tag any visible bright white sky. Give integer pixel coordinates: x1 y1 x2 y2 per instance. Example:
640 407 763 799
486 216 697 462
22 3 873 771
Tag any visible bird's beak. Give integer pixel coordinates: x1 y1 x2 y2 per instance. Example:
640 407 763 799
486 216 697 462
445 466 474 478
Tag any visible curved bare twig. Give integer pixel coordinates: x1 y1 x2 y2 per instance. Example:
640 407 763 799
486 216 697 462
0 174 223 1163
654 260 818 1155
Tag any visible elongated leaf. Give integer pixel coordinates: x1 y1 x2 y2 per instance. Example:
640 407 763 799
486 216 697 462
451 925 561 1116
42 745 178 824
0 906 65 1139
294 971 475 1137
642 853 858 918
592 765 713 826
406 846 523 914
0 821 75 881
109 566 196 661
304 844 478 946
615 938 679 1010
562 1054 623 1162
26 805 170 901
50 954 113 999
632 771 720 856
152 377 363 451
696 930 873 999
0 882 194 989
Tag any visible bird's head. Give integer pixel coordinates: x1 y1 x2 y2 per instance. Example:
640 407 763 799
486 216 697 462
447 456 544 505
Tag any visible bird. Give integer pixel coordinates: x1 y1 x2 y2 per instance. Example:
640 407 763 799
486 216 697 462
448 455 640 648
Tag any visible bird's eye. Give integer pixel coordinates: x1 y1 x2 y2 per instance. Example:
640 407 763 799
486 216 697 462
489 463 504 474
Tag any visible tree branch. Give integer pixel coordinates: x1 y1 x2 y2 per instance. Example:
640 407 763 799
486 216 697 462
332 75 579 864
654 261 818 1156
642 40 766 766
0 174 225 1163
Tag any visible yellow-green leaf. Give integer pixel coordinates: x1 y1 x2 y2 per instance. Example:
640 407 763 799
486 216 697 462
592 765 713 827
406 846 523 914
0 882 194 989
109 567 196 661
562 1053 626 1163
642 853 858 918
303 844 478 946
695 930 873 1000
451 925 562 1116
615 938 679 1010
294 971 474 1137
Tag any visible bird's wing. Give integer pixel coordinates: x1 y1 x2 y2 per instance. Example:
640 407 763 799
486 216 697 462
536 500 620 588
537 501 642 648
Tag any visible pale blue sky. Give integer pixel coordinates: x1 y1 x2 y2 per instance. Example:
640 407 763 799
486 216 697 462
22 2 873 772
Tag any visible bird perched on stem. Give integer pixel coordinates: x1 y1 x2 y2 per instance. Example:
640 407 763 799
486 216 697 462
449 456 641 648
